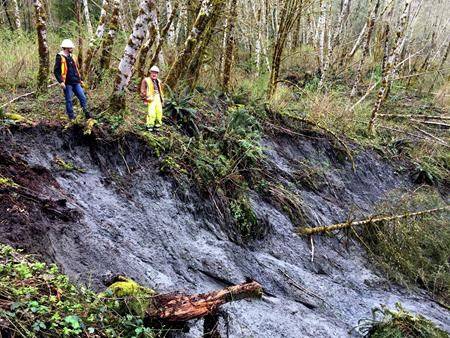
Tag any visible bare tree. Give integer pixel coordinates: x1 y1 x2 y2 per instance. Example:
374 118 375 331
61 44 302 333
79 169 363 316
32 0 49 92
111 0 157 110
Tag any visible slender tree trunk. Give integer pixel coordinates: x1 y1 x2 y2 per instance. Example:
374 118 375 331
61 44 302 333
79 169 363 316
12 0 20 29
99 0 120 72
369 0 412 134
111 0 157 110
32 0 49 92
149 1 179 69
82 0 93 36
165 0 226 90
84 0 110 77
222 0 238 92
2 0 15 30
267 0 304 100
76 1 84 71
351 0 380 97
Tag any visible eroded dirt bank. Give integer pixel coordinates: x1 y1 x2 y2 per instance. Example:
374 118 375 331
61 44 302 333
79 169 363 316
0 124 448 337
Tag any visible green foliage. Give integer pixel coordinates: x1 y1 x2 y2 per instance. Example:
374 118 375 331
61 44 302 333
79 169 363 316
0 175 19 188
230 197 258 238
0 244 156 337
53 157 86 173
360 188 450 304
164 86 199 136
354 303 449 337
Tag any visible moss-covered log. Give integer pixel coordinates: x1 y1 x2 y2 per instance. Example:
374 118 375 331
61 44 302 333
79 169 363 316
297 206 449 236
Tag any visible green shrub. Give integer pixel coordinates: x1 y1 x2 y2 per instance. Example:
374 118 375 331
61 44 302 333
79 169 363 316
354 303 449 338
0 244 156 337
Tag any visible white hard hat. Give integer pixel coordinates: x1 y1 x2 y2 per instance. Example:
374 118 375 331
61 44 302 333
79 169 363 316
61 39 75 49
150 65 160 73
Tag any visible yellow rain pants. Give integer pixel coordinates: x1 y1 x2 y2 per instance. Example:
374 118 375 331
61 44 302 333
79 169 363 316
146 94 163 127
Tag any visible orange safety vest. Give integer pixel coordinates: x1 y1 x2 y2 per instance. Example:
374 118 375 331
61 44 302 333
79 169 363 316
59 52 82 83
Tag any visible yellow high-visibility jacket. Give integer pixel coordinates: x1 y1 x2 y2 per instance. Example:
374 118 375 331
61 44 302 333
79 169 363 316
140 77 164 104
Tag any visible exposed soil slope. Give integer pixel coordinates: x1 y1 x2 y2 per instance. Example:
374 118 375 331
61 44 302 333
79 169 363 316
0 124 448 337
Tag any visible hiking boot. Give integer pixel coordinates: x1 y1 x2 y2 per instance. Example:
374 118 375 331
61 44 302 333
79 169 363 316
146 125 154 132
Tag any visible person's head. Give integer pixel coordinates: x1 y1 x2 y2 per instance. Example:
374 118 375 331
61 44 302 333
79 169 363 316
60 39 75 54
149 65 160 80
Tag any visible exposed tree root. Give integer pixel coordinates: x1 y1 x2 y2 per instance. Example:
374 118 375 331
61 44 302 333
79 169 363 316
297 206 449 236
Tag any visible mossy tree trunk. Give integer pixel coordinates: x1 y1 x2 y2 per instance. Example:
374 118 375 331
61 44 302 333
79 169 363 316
267 0 304 100
186 7 222 90
165 0 226 90
111 0 157 111
221 0 237 93
99 0 120 72
32 0 49 93
76 1 84 71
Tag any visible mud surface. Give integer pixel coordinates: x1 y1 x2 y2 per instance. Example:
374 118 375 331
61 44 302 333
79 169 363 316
0 124 448 337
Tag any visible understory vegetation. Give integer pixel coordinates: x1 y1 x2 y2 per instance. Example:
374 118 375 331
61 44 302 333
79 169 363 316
361 188 450 305
0 244 156 337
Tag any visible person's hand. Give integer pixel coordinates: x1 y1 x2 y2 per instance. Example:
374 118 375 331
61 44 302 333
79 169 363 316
60 82 66 90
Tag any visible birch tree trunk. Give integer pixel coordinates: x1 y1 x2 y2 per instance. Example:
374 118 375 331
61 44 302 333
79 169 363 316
111 0 157 110
165 0 176 46
351 0 381 97
222 0 238 92
82 0 93 36
99 0 120 72
165 0 226 90
32 0 49 92
12 0 21 29
136 9 158 78
317 0 327 76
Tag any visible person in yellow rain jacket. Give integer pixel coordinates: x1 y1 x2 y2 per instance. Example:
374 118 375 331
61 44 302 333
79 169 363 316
140 65 164 131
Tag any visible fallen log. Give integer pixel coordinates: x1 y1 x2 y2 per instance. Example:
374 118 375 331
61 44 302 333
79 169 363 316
146 281 262 323
379 114 450 120
297 206 449 236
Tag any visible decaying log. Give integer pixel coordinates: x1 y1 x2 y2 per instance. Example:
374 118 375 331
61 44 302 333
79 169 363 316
146 281 262 323
297 206 449 236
